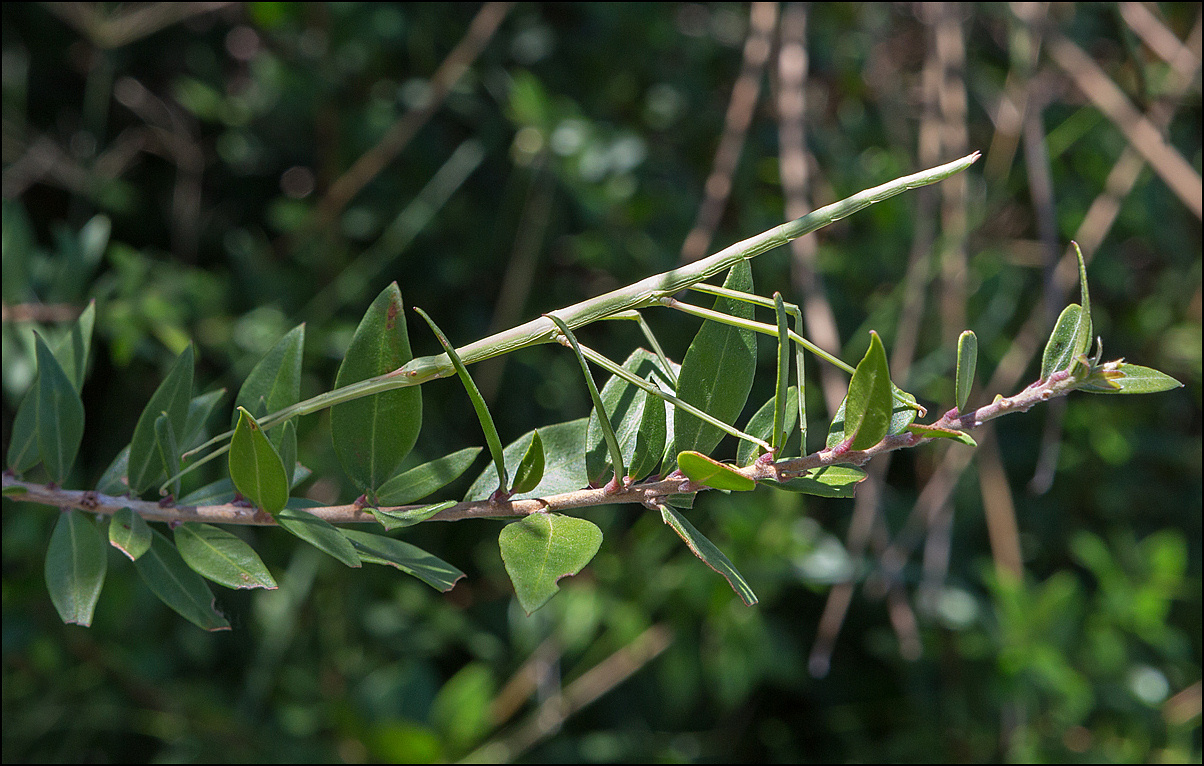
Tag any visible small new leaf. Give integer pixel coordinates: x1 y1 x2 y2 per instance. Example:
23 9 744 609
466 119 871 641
1079 363 1183 395
1041 304 1087 381
510 431 545 495
955 330 977 412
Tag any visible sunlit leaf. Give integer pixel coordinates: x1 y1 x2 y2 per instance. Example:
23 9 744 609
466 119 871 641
1040 304 1084 381
229 407 289 515
955 330 977 412
175 522 277 589
341 529 465 591
834 331 893 450
332 283 421 494
907 422 977 447
45 510 107 626
677 450 755 491
1079 363 1183 395
133 529 230 631
499 513 603 614
660 504 756 605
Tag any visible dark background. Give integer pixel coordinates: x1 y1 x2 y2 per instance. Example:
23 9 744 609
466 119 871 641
3 3 1200 762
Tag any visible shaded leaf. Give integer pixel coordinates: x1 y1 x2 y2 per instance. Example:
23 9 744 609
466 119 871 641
376 447 483 505
465 418 589 501
276 507 361 567
331 283 421 493
660 504 756 605
673 261 756 460
499 513 603 614
95 445 130 495
128 345 194 494
34 333 85 484
109 507 152 561
6 385 40 473
234 324 305 430
677 450 755 491
54 299 96 392
175 522 277 589
766 465 868 497
737 387 799 466
229 407 289 515
371 500 455 531
586 348 669 484
181 389 226 451
45 510 107 626
133 529 230 631
342 529 465 591
550 314 627 484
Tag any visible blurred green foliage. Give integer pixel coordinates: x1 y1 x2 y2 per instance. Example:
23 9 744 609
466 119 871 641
3 3 1200 762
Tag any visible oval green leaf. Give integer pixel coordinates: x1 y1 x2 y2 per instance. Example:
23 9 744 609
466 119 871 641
109 506 152 561
767 465 868 497
464 418 589 501
499 513 603 614
677 450 755 491
955 330 977 412
234 324 305 427
229 407 289 515
1040 303 1084 381
839 331 894 450
133 529 230 631
371 500 456 531
174 522 277 590
1080 363 1183 395
34 333 86 484
341 529 465 591
128 344 194 494
45 509 107 626
331 283 422 494
673 260 757 460
510 431 545 495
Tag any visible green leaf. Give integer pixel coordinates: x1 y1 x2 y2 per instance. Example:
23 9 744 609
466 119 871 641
673 261 757 460
1079 363 1183 395
766 465 868 497
7 385 40 473
275 507 361 567
660 505 757 605
129 345 194 494
499 513 603 614
955 330 977 412
549 314 627 485
510 431 545 495
677 450 755 491
835 331 893 450
341 529 465 591
772 292 791 451
54 299 96 392
45 510 107 626
376 447 483 505
737 387 799 466
109 507 152 561
464 418 589 501
133 529 230 631
95 445 130 495
174 522 277 590
414 307 506 494
585 348 668 484
181 389 227 451
371 500 455 531
34 333 86 484
229 407 289 515
234 324 304 419
155 412 181 497
1072 242 1093 361
1040 304 1085 381
331 283 421 494
907 423 978 447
